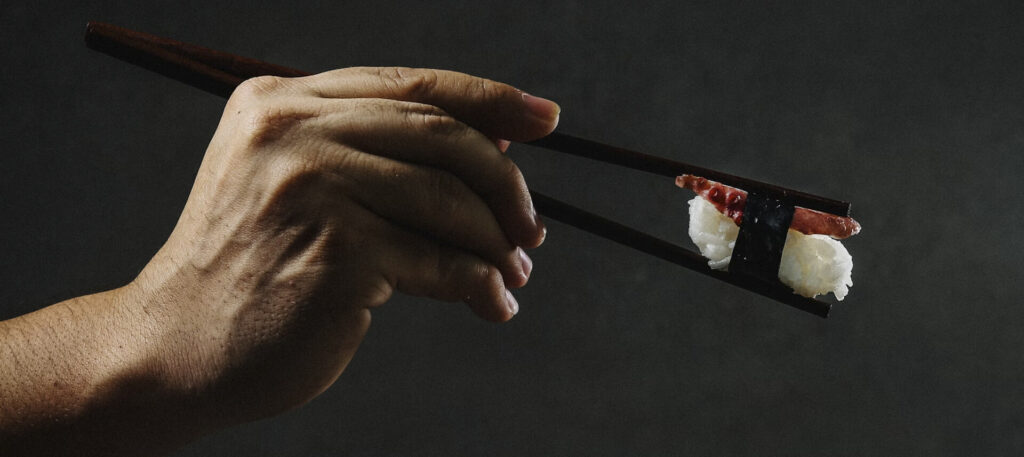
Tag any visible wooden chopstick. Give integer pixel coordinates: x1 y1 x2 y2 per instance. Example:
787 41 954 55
86 20 850 217
83 21 833 318
84 22 304 98
527 134 851 216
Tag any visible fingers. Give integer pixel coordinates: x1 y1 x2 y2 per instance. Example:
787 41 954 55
352 206 519 323
228 70 551 323
331 150 531 289
297 67 560 142
308 98 544 248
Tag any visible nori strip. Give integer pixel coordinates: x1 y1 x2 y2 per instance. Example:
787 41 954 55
729 192 795 285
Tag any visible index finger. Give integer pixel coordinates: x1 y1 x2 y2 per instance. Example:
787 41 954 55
297 67 561 142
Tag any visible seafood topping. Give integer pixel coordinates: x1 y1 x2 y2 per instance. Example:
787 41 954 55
675 175 861 239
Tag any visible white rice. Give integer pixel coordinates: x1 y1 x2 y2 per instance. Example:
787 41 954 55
687 196 853 300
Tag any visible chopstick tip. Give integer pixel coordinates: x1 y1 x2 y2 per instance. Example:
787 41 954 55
84 21 105 46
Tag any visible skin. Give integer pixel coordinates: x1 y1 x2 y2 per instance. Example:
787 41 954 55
0 67 560 456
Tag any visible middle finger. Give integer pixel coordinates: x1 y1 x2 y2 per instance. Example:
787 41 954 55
326 146 530 289
308 97 545 249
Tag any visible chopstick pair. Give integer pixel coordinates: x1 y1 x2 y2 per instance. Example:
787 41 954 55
84 22 845 317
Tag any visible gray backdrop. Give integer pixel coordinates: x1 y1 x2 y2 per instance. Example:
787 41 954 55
2 1 1022 455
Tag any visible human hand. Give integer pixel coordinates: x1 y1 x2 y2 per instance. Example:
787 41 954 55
128 67 559 428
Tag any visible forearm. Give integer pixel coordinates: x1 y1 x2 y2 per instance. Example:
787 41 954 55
0 285 201 456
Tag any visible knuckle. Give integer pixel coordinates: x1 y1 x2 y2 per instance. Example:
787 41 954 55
375 67 438 99
239 104 314 147
477 264 505 298
497 158 525 188
461 74 510 105
229 77 311 146
274 222 341 273
473 77 499 101
368 275 395 307
256 150 355 223
426 245 464 301
258 161 325 218
459 262 500 300
406 106 463 138
233 75 289 101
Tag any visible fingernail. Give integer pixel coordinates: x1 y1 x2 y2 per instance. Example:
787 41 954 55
505 289 519 315
518 247 533 279
522 93 561 124
495 138 511 152
535 213 547 245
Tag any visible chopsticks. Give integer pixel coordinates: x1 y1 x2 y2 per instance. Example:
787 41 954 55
83 22 304 97
527 134 850 216
84 21 836 318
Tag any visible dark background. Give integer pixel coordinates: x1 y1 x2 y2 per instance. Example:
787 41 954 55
2 1 1022 455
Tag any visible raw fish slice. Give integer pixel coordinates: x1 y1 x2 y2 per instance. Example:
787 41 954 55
676 175 861 239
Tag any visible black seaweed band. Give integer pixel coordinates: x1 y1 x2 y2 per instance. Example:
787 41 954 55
729 193 795 286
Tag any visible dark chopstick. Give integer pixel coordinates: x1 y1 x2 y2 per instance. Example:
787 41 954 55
84 22 304 98
87 21 850 217
527 134 851 216
84 21 833 318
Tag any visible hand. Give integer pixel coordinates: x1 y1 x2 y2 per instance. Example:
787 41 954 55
126 67 560 428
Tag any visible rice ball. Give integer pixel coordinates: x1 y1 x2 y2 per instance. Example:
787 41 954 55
687 196 853 300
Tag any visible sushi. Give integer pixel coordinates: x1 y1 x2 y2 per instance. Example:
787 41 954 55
677 175 860 301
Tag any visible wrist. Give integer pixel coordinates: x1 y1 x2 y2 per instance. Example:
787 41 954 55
87 284 210 452
122 263 245 435
0 284 211 455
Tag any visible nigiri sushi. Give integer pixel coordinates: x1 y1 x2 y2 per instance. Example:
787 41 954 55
677 175 860 301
